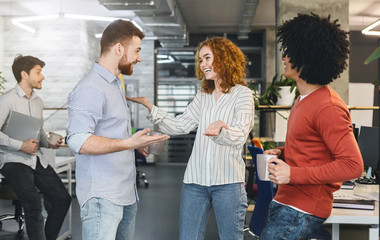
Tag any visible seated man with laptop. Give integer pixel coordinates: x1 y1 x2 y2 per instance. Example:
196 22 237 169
0 55 71 240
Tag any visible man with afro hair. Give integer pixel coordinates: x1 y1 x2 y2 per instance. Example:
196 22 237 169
259 13 364 239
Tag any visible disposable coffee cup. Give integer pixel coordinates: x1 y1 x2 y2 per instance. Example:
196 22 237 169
148 132 165 155
256 154 277 181
47 132 62 145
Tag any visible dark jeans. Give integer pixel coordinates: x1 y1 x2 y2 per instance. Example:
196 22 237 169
260 201 326 240
0 159 71 240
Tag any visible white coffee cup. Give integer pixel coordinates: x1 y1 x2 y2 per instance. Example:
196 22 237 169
256 154 277 181
148 132 166 155
47 132 62 145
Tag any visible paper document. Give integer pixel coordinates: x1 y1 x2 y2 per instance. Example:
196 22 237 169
1 111 42 141
333 190 363 200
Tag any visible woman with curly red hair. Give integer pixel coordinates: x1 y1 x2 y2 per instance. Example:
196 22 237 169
127 36 254 240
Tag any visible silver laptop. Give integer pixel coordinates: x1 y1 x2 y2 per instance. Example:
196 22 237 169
1 111 42 141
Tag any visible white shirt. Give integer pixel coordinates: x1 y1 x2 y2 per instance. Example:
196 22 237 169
147 84 254 186
0 84 50 169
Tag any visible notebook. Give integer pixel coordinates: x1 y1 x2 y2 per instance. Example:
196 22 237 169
1 111 42 141
333 199 375 210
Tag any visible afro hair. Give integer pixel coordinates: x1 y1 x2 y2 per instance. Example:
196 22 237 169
277 13 350 85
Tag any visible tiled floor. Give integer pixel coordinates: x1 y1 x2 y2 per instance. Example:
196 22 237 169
0 164 372 240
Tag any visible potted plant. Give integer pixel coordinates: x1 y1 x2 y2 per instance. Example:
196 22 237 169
0 71 7 94
364 46 380 89
251 74 298 108
365 46 380 65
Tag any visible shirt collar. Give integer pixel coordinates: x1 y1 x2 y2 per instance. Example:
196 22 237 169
93 62 120 84
15 84 37 99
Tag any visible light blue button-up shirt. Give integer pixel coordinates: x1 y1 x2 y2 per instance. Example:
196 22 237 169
67 63 137 207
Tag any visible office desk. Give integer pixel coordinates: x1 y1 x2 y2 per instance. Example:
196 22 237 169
54 156 76 240
325 184 379 240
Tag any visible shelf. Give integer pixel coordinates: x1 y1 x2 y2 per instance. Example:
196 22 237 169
348 106 379 110
258 106 379 110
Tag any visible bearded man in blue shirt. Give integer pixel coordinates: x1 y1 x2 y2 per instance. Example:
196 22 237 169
67 19 169 240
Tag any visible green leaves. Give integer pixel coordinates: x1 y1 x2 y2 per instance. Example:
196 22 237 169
365 46 380 65
251 74 298 108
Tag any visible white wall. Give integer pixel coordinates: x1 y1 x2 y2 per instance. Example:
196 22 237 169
349 83 374 129
2 18 101 133
0 16 4 71
1 17 156 135
278 0 350 103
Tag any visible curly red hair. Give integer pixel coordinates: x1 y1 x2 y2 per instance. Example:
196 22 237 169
195 37 248 94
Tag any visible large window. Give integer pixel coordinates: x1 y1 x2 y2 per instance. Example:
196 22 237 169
156 48 199 115
157 83 198 115
155 33 265 162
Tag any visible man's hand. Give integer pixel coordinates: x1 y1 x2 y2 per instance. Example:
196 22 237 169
127 128 169 150
49 136 64 149
264 148 281 156
21 139 39 154
137 146 149 157
267 158 291 185
203 120 229 136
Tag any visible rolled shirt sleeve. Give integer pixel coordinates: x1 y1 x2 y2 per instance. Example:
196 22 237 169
67 132 92 154
67 84 104 154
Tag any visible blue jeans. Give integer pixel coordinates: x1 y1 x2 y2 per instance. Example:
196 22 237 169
0 160 71 240
260 201 326 240
80 197 137 240
179 183 247 240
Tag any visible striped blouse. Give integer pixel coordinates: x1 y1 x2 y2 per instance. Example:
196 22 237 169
147 84 254 186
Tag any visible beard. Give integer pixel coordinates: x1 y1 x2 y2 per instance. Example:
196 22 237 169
118 55 134 75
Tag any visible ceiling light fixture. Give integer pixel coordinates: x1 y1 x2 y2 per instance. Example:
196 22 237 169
362 19 380 36
12 14 142 34
99 0 160 11
11 14 60 33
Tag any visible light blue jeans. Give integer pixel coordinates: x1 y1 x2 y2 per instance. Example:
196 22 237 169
260 201 326 240
179 183 248 240
80 197 137 240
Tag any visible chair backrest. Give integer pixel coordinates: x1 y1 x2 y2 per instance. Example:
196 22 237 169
247 145 274 236
0 178 18 200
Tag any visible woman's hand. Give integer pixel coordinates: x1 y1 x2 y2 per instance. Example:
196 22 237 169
126 96 153 111
203 120 229 136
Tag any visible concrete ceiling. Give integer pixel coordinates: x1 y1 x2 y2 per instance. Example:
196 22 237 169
0 0 379 46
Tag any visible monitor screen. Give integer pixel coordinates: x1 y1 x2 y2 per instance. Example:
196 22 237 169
357 126 379 170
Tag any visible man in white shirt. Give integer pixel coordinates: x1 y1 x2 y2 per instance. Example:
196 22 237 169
0 55 71 240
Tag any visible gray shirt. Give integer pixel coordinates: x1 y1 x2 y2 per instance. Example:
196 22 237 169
67 63 138 208
0 84 50 169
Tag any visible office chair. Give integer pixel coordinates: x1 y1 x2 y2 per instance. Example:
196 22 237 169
135 149 149 187
245 137 263 203
245 145 330 240
245 145 274 238
0 178 24 236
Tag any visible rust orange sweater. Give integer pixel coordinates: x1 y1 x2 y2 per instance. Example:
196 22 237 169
274 86 364 219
